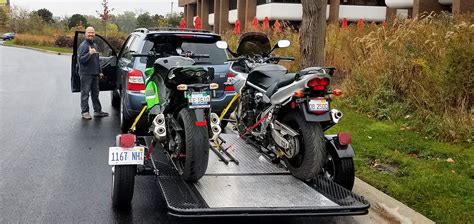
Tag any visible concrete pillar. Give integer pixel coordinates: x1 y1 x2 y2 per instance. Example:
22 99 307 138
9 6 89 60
386 8 397 21
245 0 257 31
219 0 232 33
201 0 210 30
197 0 201 19
452 0 474 15
413 0 449 18
213 0 221 33
328 0 340 24
184 5 188 27
186 4 197 28
237 0 247 30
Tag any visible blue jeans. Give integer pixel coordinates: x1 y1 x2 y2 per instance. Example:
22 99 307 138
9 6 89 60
80 75 102 114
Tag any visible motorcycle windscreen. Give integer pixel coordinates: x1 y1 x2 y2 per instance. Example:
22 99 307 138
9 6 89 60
236 32 271 57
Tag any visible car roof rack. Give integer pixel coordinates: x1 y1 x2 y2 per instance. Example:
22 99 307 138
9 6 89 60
133 27 213 34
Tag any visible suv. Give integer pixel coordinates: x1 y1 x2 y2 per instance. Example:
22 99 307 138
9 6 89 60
71 28 236 133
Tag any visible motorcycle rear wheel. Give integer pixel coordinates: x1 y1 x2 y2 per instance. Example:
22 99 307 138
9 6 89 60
176 107 210 182
282 111 326 180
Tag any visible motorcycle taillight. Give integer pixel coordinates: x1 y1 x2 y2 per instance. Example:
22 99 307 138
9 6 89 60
307 78 330 91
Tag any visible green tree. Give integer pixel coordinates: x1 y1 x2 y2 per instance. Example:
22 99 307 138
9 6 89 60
136 12 154 28
35 8 53 23
68 14 88 29
166 12 184 28
113 11 136 33
152 14 168 27
0 7 9 28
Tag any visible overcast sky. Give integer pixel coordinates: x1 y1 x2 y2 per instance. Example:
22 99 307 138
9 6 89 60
10 0 183 17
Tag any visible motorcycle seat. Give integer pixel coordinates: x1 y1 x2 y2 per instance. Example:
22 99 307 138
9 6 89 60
265 73 297 98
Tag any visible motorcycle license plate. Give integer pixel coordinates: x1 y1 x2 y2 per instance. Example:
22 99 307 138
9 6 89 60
108 147 145 165
308 99 329 112
188 92 211 108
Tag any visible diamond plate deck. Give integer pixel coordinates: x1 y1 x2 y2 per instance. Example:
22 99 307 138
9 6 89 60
195 175 338 208
206 134 289 175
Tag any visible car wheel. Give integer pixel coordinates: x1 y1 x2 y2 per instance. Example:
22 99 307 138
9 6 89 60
120 94 132 134
111 89 120 109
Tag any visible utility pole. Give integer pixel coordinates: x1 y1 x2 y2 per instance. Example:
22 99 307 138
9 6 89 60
171 1 174 15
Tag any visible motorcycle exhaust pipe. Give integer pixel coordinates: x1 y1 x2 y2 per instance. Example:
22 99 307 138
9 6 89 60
330 109 343 124
153 114 166 141
210 113 220 125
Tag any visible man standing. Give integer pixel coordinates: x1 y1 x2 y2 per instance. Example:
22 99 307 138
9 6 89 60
78 26 109 120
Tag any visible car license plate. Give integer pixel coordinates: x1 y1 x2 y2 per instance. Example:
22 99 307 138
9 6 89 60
108 147 145 165
188 92 210 108
308 99 329 112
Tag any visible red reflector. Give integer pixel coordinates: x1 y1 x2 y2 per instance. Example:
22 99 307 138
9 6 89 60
338 132 352 146
227 72 234 77
312 85 326 91
224 85 235 91
128 70 145 91
195 121 207 127
119 134 136 148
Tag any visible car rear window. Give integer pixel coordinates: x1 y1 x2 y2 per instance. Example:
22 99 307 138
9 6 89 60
138 36 228 67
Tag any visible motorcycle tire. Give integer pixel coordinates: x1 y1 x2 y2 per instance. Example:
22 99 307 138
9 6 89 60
323 151 355 190
177 107 210 182
282 111 326 180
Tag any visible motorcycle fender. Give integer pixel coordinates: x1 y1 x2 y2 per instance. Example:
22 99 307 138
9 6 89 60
300 103 332 122
169 117 183 132
193 108 206 122
325 135 355 159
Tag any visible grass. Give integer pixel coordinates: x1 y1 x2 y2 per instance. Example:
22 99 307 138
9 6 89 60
329 100 474 224
3 40 72 54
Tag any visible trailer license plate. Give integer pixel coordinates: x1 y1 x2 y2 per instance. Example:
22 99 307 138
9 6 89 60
108 147 145 165
308 99 329 112
188 92 210 108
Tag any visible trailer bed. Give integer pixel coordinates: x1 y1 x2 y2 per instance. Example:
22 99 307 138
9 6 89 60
149 133 370 217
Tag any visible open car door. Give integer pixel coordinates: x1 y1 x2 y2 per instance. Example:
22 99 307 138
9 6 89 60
71 31 118 92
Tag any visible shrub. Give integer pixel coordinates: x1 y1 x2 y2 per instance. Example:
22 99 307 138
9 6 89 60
54 35 74 48
13 33 55 47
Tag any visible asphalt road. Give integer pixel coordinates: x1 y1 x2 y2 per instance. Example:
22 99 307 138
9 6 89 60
0 45 368 223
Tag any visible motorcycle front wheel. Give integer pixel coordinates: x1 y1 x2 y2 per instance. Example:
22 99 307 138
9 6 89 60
282 111 327 180
176 107 210 182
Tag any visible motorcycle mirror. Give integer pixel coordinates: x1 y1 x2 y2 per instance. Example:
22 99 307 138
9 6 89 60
277 40 290 48
270 39 291 53
216 41 228 49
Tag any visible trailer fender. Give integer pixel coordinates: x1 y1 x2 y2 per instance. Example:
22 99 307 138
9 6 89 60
325 135 355 159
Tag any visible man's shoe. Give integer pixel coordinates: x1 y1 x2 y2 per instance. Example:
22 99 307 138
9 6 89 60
82 112 92 120
94 111 109 117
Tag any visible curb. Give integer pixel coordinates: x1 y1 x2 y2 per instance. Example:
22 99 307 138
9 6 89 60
353 177 435 224
0 42 72 56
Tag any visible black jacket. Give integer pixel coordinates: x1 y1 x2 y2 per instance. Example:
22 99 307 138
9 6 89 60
78 40 102 76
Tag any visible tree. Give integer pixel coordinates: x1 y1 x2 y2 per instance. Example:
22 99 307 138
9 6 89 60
35 8 53 23
0 7 8 28
167 12 184 28
152 14 168 27
97 0 114 36
300 0 327 68
136 12 154 28
328 0 339 24
68 14 88 29
113 11 136 33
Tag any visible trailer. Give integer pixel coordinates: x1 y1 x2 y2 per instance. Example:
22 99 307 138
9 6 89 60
110 132 370 217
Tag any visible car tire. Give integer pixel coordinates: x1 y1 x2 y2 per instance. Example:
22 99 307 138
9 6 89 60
111 90 120 109
120 94 132 134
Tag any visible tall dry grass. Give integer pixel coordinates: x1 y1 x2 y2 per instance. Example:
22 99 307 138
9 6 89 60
222 13 473 142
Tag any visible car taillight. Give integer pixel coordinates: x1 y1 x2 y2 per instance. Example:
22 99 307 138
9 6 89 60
307 78 330 91
224 72 235 91
127 69 145 91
